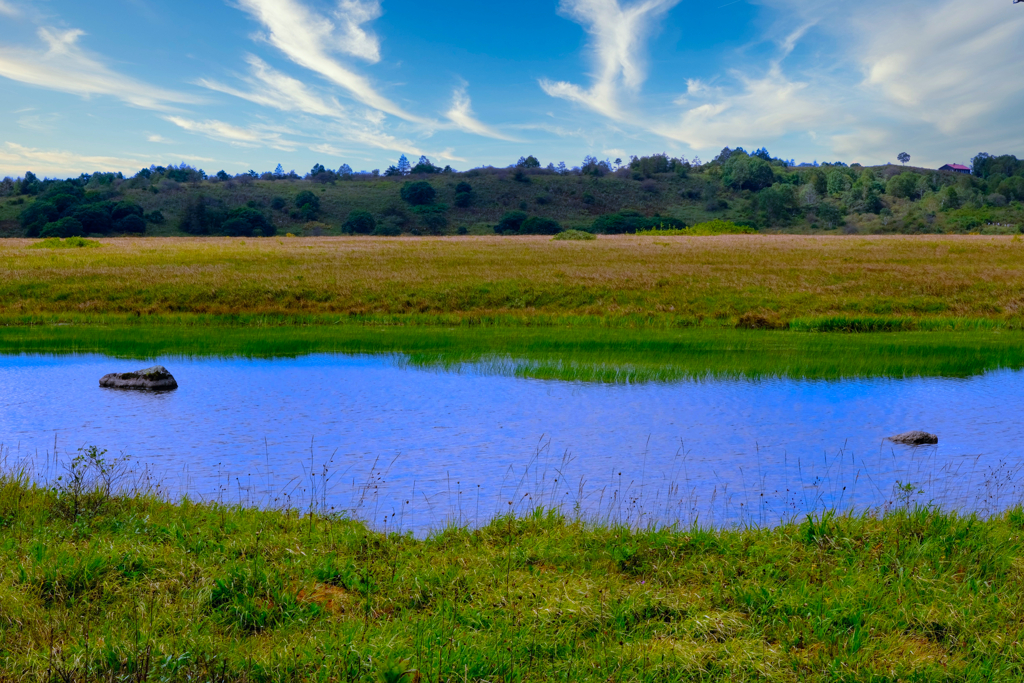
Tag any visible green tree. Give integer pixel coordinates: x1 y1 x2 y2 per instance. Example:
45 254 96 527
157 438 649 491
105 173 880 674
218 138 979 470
116 214 146 234
756 184 799 224
886 173 922 200
295 190 321 219
400 181 436 206
494 211 528 235
516 155 541 169
179 195 209 235
518 216 561 235
897 152 911 166
723 153 774 191
19 201 59 237
826 171 851 196
40 216 85 239
343 210 376 235
220 207 275 237
412 205 448 235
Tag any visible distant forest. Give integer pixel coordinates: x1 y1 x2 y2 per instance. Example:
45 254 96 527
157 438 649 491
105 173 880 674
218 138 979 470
2 150 1022 238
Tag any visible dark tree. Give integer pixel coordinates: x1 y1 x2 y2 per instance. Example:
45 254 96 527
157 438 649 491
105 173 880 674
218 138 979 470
219 207 275 237
116 214 147 234
343 210 376 234
897 152 911 166
494 211 528 235
294 190 321 219
516 155 541 169
519 216 561 234
400 181 436 206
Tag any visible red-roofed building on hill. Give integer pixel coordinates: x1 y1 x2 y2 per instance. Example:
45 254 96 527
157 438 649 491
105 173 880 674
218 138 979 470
940 164 971 174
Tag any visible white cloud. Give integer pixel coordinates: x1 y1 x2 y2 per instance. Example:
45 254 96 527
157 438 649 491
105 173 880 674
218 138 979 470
334 0 384 63
0 27 198 110
164 116 299 151
0 1 19 17
147 134 175 144
0 142 144 176
540 0 681 119
656 26 835 150
199 58 437 155
235 0 424 122
857 2 1024 135
198 55 346 118
445 86 518 141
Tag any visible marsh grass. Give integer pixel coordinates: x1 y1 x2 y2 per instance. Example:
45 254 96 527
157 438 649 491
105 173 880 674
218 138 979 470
3 441 1024 682
4 321 1024 381
3 235 1024 324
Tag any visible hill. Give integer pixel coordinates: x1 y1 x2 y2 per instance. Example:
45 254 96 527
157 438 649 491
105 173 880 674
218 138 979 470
2 151 1022 238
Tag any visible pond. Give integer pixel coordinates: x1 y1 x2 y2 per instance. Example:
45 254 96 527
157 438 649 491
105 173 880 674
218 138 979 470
2 353 1022 534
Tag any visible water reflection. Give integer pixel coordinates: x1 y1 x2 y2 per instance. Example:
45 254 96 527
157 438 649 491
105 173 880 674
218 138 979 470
2 353 1022 534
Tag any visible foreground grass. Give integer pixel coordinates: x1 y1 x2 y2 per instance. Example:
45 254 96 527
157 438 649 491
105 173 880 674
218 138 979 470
4 235 1024 324
2 474 1024 682
3 322 1024 381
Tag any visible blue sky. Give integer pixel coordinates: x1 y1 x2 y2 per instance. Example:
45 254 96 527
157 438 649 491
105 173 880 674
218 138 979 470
0 0 1021 177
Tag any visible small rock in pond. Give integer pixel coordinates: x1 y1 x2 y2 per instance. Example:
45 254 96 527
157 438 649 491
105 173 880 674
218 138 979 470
99 366 178 391
888 431 938 446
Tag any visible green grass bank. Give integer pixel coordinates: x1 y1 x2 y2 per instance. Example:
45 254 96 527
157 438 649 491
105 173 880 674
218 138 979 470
4 320 1024 381
4 234 1024 380
2 471 1024 682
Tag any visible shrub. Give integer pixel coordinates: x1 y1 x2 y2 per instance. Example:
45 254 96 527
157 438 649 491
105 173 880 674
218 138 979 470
455 182 472 194
494 211 528 235
220 208 275 237
115 214 146 234
411 205 448 234
343 210 376 235
372 223 402 236
179 195 210 235
552 229 596 241
28 236 101 249
145 209 165 224
67 205 114 233
400 181 436 206
270 197 287 210
39 216 85 239
19 201 60 237
294 190 321 219
635 219 754 236
111 201 143 223
591 211 647 234
518 216 561 235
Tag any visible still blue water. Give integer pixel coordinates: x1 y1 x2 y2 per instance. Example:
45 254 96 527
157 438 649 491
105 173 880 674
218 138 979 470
2 354 1022 533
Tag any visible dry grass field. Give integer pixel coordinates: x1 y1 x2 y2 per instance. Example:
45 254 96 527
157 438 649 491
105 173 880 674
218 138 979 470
3 235 1024 325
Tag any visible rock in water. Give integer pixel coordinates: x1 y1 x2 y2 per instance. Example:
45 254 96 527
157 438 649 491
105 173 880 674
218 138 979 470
99 366 178 391
888 431 938 446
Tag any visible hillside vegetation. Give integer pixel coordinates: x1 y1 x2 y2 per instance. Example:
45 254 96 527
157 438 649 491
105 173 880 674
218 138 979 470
2 151 1022 239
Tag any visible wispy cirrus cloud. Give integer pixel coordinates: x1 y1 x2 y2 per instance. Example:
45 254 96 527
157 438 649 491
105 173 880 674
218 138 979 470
0 1 19 17
234 0 426 123
0 141 147 176
0 27 198 110
445 85 519 141
197 54 346 119
656 24 834 150
540 0 681 119
164 116 299 151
